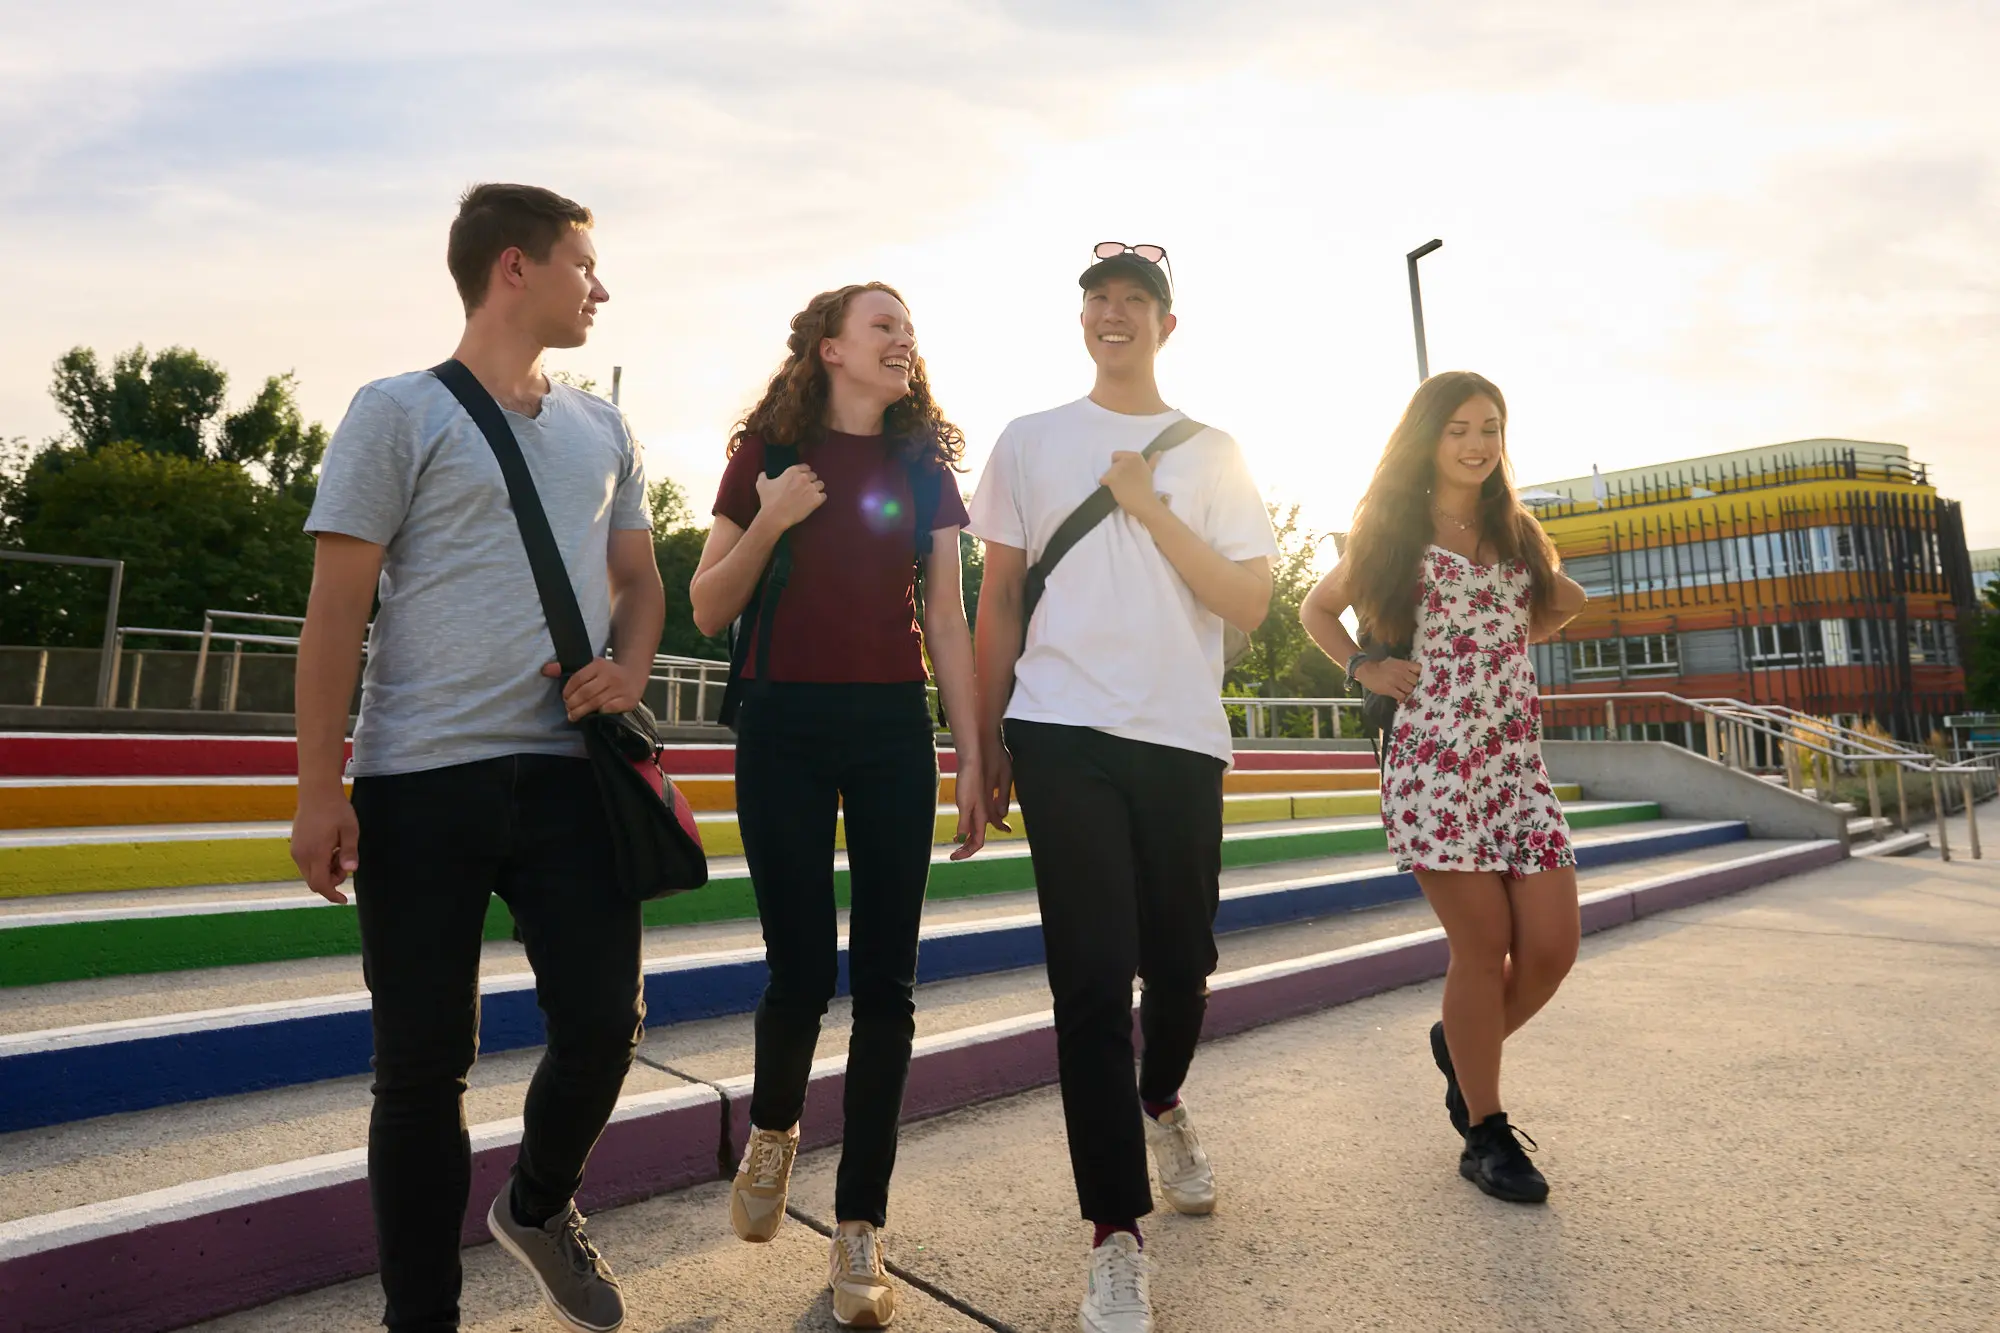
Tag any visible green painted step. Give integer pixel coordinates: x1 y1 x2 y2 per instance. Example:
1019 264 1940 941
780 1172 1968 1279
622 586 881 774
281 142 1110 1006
0 801 1661 986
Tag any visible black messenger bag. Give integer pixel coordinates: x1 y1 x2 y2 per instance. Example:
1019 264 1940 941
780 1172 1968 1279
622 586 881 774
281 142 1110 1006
431 359 708 900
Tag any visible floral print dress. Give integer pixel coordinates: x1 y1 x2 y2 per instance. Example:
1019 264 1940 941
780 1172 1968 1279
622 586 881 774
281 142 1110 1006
1380 545 1575 877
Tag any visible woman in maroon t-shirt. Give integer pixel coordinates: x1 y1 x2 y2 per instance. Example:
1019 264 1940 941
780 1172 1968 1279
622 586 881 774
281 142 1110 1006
689 282 985 1322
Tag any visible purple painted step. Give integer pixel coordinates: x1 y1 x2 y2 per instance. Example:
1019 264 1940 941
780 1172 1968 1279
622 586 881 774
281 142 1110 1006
0 838 1843 1333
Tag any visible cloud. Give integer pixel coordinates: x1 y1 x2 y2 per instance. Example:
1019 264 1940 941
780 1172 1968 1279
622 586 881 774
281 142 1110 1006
3 0 1998 545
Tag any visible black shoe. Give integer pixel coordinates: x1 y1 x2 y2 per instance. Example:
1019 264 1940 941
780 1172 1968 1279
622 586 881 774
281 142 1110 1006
1459 1112 1549 1204
1429 1021 1470 1138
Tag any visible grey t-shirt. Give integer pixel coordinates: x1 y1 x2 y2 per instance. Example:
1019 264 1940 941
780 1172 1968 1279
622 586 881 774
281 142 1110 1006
307 371 650 777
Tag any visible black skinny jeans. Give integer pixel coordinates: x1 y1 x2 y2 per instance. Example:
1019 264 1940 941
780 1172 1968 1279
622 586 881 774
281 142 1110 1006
1004 720 1225 1224
352 754 644 1333
734 682 939 1228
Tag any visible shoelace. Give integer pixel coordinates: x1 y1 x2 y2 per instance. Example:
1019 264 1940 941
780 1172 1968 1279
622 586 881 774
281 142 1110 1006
747 1136 792 1189
1156 1118 1203 1180
557 1208 612 1280
1093 1243 1148 1311
1488 1121 1540 1165
836 1230 883 1282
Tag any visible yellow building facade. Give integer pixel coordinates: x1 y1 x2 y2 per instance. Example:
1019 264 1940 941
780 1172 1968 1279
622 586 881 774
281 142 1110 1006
1520 440 1976 744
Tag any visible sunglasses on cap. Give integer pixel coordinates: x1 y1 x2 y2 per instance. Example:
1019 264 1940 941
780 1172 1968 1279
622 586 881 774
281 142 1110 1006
1092 241 1174 293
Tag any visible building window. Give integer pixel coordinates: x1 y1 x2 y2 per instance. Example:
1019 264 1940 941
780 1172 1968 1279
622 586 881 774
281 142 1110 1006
1624 634 1679 676
1741 621 1821 666
1571 639 1620 679
1909 620 1956 665
1567 634 1680 679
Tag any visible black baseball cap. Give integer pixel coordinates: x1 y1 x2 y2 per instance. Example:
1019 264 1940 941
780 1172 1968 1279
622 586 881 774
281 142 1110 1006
1079 246 1173 309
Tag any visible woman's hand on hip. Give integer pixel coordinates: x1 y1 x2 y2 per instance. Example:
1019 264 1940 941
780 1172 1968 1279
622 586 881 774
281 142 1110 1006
1355 657 1420 703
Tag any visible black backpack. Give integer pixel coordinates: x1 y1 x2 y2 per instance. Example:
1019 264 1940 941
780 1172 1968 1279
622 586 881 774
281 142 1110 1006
717 440 946 729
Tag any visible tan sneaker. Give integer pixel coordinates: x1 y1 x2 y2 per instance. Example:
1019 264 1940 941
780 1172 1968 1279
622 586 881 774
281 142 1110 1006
827 1221 896 1327
1143 1103 1215 1215
728 1124 799 1242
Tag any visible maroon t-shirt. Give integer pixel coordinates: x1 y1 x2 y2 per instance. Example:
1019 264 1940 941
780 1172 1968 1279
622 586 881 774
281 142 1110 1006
714 431 970 682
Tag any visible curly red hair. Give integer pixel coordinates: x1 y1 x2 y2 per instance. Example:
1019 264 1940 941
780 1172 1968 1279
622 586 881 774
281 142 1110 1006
730 282 965 472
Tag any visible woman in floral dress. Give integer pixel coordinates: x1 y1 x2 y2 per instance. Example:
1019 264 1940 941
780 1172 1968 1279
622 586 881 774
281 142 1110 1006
1302 371 1586 1204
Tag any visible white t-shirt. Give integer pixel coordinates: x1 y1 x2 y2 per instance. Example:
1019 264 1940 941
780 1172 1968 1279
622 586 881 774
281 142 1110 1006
968 396 1279 764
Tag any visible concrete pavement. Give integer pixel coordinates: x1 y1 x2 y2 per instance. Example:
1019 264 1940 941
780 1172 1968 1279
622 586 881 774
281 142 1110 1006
193 852 1996 1332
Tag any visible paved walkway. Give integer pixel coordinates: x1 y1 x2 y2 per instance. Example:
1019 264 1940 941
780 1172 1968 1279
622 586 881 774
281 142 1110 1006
195 852 1998 1332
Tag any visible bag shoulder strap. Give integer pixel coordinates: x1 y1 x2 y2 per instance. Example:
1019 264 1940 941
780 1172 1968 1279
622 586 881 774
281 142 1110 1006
745 442 799 682
1020 416 1206 630
430 360 595 675
910 456 944 560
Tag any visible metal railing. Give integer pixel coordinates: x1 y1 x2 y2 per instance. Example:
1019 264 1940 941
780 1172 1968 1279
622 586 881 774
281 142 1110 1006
1535 689 1990 858
1222 689 1993 860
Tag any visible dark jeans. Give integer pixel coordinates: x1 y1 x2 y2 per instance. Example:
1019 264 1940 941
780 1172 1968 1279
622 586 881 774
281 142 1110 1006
734 682 939 1227
1004 720 1225 1224
352 754 644 1333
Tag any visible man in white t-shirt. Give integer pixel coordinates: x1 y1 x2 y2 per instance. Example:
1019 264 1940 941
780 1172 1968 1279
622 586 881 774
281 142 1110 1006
969 244 1278 1333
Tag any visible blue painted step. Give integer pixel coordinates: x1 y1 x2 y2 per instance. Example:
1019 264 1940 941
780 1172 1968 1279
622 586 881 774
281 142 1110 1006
0 821 1745 1131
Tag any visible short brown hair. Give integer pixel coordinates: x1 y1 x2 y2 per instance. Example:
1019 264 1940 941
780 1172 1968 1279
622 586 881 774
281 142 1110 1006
447 183 593 313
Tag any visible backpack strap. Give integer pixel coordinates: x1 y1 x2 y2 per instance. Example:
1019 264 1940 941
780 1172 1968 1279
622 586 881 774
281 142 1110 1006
1019 417 1206 649
908 455 948 728
718 441 800 728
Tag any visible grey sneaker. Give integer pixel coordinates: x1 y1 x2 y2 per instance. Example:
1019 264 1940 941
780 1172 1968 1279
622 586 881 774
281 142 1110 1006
486 1187 626 1332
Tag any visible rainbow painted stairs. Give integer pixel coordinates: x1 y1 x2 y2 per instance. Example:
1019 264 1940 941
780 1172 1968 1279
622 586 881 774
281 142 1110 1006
0 732 1846 1332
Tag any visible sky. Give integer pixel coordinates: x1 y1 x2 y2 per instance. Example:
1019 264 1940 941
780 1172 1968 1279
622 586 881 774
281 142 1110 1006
4 0 1997 548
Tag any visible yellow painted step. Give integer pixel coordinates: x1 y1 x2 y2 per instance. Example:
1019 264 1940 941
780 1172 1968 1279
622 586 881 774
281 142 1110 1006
0 785 1583 900
0 768 1381 828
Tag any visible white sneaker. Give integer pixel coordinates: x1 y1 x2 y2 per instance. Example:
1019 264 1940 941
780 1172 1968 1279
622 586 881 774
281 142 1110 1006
1079 1232 1152 1333
728 1124 798 1242
1144 1102 1215 1215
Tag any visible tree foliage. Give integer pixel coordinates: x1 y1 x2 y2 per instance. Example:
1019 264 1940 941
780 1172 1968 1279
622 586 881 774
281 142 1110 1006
215 373 329 497
1 346 328 646
51 345 228 459
1227 502 1340 699
1966 584 2000 712
0 443 314 646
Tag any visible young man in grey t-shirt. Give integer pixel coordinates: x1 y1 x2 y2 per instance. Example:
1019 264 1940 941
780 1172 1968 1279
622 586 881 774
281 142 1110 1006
291 184 663 1333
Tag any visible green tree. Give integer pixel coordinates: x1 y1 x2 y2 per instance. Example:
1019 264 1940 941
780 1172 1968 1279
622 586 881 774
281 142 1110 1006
51 345 229 458
1228 502 1338 698
0 443 313 646
646 478 727 660
1966 585 2000 711
217 372 329 497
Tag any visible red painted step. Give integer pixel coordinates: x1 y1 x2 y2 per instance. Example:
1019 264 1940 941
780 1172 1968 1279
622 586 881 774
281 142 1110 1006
0 732 1374 778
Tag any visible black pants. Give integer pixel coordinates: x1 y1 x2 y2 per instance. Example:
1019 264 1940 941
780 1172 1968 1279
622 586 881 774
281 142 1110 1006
1004 720 1225 1224
735 682 939 1227
352 754 644 1333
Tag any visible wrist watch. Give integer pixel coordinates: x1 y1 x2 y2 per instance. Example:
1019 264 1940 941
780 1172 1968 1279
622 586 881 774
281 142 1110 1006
1346 650 1373 681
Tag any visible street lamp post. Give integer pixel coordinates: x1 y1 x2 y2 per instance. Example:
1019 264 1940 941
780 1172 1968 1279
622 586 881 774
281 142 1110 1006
1406 238 1443 382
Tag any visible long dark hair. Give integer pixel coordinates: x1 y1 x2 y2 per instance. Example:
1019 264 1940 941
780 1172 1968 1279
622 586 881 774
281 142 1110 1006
729 282 965 472
1343 370 1560 645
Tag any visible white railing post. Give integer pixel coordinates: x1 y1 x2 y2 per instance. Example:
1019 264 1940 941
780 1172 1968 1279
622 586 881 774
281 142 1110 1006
190 614 214 709
225 641 244 713
31 649 47 707
1704 711 1718 763
1932 768 1952 862
1965 773 1982 860
1604 698 1616 739
105 629 125 707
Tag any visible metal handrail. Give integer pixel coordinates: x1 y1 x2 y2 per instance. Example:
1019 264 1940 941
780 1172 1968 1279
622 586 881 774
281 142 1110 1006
1224 689 1991 860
